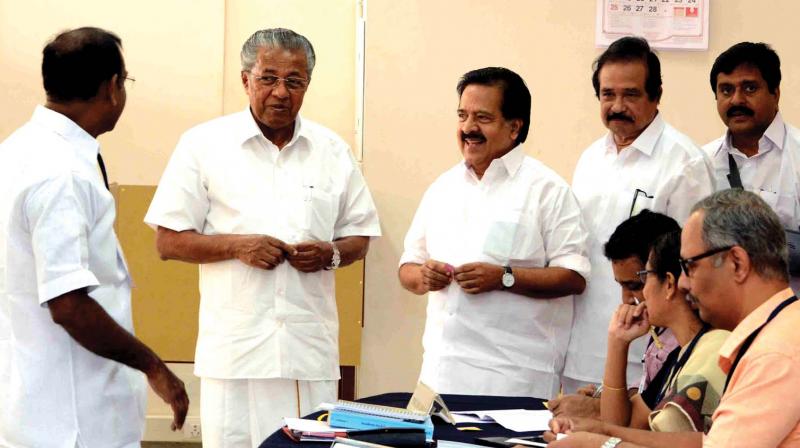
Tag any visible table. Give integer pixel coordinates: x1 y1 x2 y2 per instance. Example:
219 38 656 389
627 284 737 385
259 392 548 448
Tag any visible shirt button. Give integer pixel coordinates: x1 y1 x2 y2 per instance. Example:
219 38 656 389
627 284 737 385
277 288 285 296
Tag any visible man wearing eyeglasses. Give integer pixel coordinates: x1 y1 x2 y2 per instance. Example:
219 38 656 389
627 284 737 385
0 27 189 447
146 28 380 447
564 36 715 395
677 189 800 447
703 42 800 292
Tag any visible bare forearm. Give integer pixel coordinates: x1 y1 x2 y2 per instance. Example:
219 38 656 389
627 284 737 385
49 289 162 376
507 266 586 298
334 236 370 267
601 339 634 425
606 425 703 448
156 227 241 263
399 263 427 295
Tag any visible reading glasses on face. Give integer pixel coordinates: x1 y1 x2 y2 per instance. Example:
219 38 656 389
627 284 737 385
250 73 309 91
635 269 657 284
679 246 733 277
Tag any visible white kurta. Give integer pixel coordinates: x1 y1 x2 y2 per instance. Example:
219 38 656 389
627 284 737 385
0 106 146 448
704 112 800 291
400 146 590 399
145 109 381 380
566 113 715 385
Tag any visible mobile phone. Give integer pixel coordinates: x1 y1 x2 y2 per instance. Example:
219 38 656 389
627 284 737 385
474 435 547 448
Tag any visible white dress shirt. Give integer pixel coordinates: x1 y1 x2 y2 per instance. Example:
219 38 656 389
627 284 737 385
145 109 381 380
400 145 590 399
566 113 715 385
0 106 145 448
704 112 800 290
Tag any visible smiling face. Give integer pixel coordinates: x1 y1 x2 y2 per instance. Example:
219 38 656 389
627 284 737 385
242 46 309 141
715 63 779 141
456 83 521 177
598 61 659 147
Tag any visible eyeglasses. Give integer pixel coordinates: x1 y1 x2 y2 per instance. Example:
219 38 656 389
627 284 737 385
124 75 136 84
635 269 657 284
250 73 309 91
678 246 733 276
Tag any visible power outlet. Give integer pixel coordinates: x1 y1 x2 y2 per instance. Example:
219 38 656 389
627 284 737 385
183 417 202 440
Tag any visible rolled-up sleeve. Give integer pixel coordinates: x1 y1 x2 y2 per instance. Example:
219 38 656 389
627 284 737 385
25 175 99 304
144 134 209 232
398 189 432 267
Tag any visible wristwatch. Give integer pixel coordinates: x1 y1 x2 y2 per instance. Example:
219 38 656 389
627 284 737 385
501 266 515 289
328 241 341 270
601 437 622 448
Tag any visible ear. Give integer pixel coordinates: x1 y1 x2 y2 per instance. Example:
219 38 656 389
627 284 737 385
729 246 751 283
107 74 120 106
241 71 250 91
509 119 523 141
664 272 677 301
775 86 781 106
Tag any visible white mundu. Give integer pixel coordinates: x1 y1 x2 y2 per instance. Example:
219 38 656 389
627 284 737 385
400 145 590 399
566 113 715 386
704 112 800 290
0 106 146 448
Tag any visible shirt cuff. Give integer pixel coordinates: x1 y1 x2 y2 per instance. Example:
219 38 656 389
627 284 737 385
333 225 382 240
548 254 591 281
398 250 426 268
39 269 100 305
143 215 200 233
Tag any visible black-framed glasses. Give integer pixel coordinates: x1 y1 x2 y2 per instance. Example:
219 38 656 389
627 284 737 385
635 269 657 284
124 75 136 84
679 246 733 276
250 73 309 91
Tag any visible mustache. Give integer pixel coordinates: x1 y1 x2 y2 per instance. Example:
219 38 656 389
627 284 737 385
461 132 486 142
607 112 634 123
727 106 754 117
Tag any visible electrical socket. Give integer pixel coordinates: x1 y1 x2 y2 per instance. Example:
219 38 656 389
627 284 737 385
183 417 202 440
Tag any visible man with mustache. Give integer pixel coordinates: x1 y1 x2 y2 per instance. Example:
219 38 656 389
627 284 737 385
703 42 800 290
563 37 714 396
145 28 381 447
398 67 590 399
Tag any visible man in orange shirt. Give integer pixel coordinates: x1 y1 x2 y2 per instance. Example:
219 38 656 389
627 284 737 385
681 188 800 447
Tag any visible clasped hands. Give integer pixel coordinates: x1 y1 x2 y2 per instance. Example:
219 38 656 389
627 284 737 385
235 234 332 273
420 259 504 294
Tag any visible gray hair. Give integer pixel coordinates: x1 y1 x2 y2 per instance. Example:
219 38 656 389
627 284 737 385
692 189 789 281
240 28 316 76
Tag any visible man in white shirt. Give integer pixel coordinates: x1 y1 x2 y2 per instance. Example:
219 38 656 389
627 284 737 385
564 37 714 393
398 67 590 399
703 42 800 290
145 28 381 447
0 27 188 448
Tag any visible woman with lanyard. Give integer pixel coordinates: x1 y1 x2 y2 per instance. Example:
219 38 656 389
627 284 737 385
598 230 730 433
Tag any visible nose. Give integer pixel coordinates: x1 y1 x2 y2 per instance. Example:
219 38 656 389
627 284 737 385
611 95 626 113
621 288 636 305
677 271 691 294
730 87 746 105
270 79 291 99
461 115 478 132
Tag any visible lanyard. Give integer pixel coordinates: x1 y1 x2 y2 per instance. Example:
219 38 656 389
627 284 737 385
654 323 709 405
723 295 798 393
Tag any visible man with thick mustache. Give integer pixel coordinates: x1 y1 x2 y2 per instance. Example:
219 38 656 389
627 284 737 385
146 28 380 447
703 42 800 290
563 37 714 395
399 67 590 399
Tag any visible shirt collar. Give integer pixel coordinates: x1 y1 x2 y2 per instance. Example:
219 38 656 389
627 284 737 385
715 112 786 157
237 107 308 148
718 287 795 373
30 105 100 165
604 112 664 157
462 144 525 181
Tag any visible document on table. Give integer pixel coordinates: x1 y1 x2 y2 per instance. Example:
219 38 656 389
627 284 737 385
450 409 552 432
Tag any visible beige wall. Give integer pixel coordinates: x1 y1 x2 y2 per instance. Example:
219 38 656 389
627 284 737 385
3 0 800 403
358 0 800 397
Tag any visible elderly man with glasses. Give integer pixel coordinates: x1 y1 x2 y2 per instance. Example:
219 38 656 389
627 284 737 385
145 28 381 448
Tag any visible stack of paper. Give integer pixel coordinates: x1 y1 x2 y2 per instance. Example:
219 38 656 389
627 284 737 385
451 409 552 432
282 417 349 442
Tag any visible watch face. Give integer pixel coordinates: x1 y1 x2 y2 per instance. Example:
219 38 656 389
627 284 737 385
502 272 514 288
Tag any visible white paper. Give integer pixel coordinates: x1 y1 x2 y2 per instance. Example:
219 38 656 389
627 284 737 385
506 438 547 448
282 417 347 433
451 409 553 432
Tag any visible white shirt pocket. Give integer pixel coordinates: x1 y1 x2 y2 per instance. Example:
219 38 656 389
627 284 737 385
303 188 337 242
